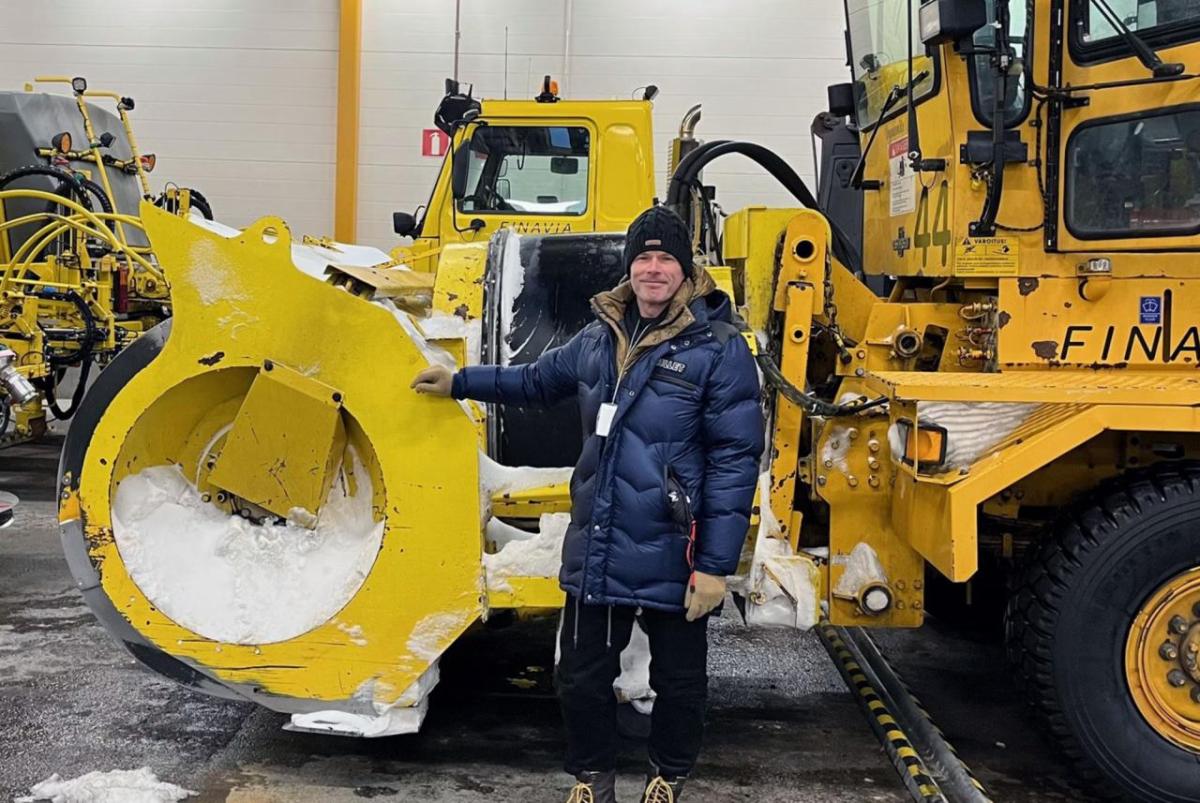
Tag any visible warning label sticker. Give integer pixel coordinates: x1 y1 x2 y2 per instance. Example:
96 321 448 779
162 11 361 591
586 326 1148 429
888 136 915 217
954 236 1019 275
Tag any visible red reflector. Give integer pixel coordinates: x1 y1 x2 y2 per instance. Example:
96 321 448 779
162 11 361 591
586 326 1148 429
114 265 129 314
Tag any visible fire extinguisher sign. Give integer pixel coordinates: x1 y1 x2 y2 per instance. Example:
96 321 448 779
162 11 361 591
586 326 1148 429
422 129 450 158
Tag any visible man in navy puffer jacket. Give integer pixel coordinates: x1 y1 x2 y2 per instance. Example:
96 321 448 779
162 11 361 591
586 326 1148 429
412 205 763 803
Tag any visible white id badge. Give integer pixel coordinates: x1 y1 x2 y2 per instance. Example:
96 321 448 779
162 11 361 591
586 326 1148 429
595 403 618 437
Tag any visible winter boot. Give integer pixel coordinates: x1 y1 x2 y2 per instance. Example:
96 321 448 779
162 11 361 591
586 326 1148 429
566 770 617 803
641 772 686 803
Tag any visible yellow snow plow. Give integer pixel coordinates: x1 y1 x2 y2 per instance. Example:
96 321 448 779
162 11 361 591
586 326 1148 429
58 204 579 733
56 76 673 736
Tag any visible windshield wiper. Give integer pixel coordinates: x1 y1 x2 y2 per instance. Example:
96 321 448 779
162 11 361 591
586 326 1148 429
849 69 930 190
1088 0 1184 77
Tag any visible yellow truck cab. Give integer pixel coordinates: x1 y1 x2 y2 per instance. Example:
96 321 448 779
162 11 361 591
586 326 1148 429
392 78 657 272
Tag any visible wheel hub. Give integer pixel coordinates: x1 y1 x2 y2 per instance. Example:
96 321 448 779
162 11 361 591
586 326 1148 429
1125 567 1200 752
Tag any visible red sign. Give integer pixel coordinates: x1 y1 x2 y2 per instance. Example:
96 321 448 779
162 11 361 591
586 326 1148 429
422 128 450 158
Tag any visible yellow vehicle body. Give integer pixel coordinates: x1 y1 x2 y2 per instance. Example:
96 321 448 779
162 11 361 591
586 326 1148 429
56 5 1200 799
711 1 1200 797
394 96 656 273
53 86 668 722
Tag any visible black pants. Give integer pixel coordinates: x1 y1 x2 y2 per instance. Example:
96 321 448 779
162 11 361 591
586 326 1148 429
557 595 709 778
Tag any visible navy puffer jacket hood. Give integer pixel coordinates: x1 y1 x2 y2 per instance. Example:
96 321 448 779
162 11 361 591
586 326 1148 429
454 272 764 612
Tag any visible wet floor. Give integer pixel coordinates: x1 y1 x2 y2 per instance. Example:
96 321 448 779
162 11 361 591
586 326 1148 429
0 437 1087 801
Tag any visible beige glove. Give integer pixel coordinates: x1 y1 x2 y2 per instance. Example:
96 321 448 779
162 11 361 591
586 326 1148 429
410 364 454 397
684 571 726 622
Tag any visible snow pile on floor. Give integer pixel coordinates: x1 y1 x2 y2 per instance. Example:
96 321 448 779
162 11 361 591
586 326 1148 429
484 513 571 589
16 767 195 803
732 473 821 630
111 450 384 644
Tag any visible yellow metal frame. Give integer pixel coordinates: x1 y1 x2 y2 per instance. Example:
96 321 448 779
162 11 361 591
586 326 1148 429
65 205 484 708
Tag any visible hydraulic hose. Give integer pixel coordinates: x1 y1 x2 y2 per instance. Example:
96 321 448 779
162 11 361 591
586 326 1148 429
666 141 861 272
747 327 886 418
818 622 947 803
842 627 994 803
35 289 97 420
154 187 214 220
0 164 95 256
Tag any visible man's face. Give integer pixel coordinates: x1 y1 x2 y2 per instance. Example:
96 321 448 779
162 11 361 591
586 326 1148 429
629 250 685 307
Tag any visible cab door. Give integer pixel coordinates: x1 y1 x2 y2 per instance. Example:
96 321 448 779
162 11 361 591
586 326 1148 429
1053 0 1200 253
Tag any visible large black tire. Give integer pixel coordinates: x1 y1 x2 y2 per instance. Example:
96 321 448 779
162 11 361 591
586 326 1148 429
1006 462 1200 803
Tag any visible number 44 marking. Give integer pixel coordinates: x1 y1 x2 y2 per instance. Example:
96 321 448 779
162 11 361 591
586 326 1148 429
913 180 951 268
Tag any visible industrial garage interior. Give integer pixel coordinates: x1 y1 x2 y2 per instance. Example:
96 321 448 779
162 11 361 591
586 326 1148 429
2 0 1199 801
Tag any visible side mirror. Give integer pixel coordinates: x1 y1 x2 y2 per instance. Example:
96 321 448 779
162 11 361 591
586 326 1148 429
451 144 472 198
496 179 511 199
550 156 579 175
393 211 417 237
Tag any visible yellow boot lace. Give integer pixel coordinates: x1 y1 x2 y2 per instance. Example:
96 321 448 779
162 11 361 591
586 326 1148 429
643 776 676 803
566 781 596 803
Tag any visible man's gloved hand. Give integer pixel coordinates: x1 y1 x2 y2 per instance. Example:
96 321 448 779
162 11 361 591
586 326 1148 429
410 364 454 397
684 571 725 622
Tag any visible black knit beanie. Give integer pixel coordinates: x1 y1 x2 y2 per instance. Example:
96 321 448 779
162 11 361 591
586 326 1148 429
623 205 693 279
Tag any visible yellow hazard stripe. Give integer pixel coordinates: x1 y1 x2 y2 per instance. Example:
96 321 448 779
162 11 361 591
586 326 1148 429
818 624 942 803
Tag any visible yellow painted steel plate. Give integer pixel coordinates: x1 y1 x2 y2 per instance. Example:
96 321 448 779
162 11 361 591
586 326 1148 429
866 370 1200 405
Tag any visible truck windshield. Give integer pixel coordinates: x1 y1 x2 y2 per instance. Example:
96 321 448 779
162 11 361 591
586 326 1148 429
458 126 590 216
844 0 937 129
1080 0 1200 45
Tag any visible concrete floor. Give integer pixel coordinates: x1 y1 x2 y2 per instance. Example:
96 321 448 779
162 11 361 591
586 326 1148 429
1 437 1090 801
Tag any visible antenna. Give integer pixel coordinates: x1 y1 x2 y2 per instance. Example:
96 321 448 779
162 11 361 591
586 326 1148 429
504 26 509 100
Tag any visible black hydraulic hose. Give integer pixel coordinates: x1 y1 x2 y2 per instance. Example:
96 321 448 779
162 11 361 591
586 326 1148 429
154 187 214 220
0 164 95 257
751 329 887 418
36 289 96 420
187 188 214 220
0 164 94 211
818 622 947 803
669 139 732 192
667 141 861 272
668 141 819 211
843 627 994 803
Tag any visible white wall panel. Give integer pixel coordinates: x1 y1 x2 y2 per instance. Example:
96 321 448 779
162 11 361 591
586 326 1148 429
0 0 339 240
360 0 848 249
2 0 848 250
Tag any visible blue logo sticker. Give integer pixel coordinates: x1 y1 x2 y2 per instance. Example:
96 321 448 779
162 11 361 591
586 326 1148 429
1140 296 1161 325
